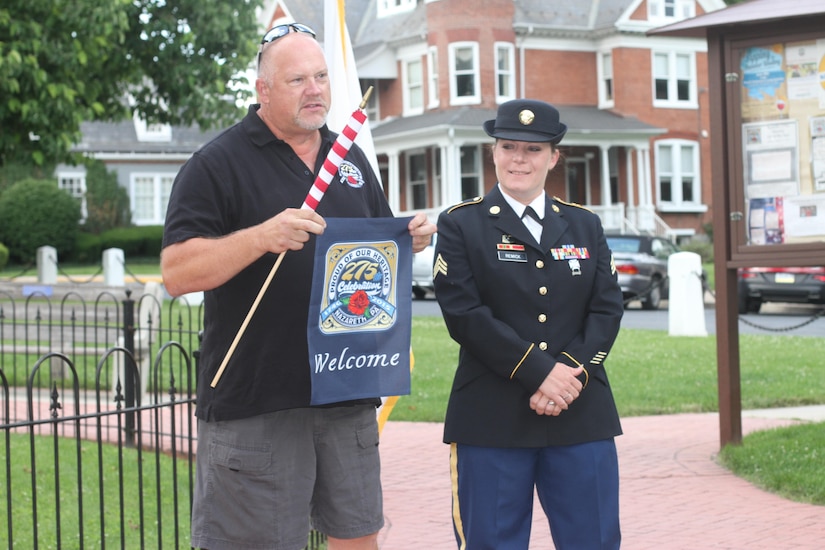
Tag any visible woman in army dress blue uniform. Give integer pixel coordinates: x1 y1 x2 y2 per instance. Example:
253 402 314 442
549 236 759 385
433 99 624 549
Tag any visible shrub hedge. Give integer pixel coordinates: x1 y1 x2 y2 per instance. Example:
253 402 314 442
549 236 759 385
0 242 9 271
68 225 164 263
0 178 81 263
679 239 714 263
67 225 163 263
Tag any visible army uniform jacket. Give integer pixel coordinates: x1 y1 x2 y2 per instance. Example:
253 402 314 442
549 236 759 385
433 186 624 447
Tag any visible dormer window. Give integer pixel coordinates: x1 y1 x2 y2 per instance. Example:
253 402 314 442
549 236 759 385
133 113 172 142
378 0 417 18
648 0 694 21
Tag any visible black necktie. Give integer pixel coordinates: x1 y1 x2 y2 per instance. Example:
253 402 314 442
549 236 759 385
522 206 542 224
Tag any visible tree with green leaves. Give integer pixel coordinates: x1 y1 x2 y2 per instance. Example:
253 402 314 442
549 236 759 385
83 159 132 234
0 0 261 168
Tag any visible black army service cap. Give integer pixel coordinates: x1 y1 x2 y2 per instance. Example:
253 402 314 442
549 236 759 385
483 99 567 144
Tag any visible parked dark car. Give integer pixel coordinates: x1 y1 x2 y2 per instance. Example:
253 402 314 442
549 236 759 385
605 233 681 310
737 266 825 314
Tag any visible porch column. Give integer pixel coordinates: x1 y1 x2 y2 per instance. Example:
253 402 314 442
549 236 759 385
600 145 612 205
625 147 635 208
439 144 450 209
625 147 636 230
636 146 655 232
387 150 401 213
644 146 653 205
445 141 462 207
636 147 650 206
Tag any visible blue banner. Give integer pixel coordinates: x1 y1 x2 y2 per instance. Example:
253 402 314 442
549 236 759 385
308 217 413 405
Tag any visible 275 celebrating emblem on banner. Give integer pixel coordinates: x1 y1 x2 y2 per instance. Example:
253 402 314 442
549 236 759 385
318 241 399 333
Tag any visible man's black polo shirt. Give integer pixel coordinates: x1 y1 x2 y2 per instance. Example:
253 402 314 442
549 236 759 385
163 105 393 421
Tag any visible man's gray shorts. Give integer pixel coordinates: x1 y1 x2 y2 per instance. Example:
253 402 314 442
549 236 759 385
191 405 384 550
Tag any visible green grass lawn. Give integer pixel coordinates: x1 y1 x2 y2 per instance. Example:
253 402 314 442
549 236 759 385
1 434 192 548
719 422 825 505
402 318 825 421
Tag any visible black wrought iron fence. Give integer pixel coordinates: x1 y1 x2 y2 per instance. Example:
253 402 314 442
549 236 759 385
0 285 327 549
1 286 201 549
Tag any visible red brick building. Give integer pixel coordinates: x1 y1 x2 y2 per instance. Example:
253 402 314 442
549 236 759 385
265 0 728 240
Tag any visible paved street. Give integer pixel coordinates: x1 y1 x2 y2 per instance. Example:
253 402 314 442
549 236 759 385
412 293 825 338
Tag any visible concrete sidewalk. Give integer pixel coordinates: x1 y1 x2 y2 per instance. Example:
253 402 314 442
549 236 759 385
377 408 825 549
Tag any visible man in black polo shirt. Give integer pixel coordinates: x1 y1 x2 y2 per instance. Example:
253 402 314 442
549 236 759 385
162 23 435 550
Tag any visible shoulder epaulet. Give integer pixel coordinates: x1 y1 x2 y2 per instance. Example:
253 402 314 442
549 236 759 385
552 196 594 214
447 196 483 214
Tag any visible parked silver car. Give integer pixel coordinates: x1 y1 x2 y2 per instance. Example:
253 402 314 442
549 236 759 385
411 235 436 299
606 233 681 310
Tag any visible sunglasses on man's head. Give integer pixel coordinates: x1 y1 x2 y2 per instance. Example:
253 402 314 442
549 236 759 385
261 23 316 45
257 23 316 69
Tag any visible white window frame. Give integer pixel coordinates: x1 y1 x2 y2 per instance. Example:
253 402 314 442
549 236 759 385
427 46 439 109
648 0 694 21
130 173 175 225
449 42 481 106
494 42 516 103
402 57 424 116
598 51 614 109
362 78 380 122
655 139 706 213
459 145 482 199
406 150 428 210
378 0 416 18
57 170 88 222
652 51 697 109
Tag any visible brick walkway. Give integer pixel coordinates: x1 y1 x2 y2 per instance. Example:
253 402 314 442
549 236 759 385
377 413 825 549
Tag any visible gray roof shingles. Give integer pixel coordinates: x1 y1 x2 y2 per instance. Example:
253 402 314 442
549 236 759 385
74 120 223 155
372 105 662 138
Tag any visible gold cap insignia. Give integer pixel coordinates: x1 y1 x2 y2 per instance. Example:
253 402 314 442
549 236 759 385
489 205 501 215
518 109 535 126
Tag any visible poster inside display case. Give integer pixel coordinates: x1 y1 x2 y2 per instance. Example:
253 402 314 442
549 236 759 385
740 39 825 245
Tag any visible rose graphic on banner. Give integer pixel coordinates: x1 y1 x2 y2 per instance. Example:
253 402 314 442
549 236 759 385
346 290 371 316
